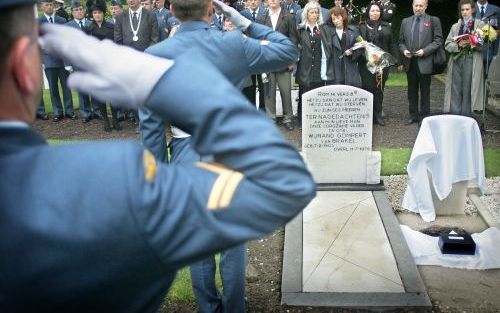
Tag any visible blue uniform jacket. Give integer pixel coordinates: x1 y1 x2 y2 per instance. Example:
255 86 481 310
0 50 315 312
282 1 301 15
38 15 68 68
140 21 299 162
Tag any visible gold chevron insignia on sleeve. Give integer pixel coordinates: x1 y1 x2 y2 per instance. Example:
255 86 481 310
143 149 157 182
196 162 245 211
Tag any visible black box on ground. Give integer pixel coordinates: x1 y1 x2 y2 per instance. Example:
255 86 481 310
438 233 476 255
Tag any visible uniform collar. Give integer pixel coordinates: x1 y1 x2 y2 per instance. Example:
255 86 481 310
0 120 29 129
0 126 47 155
177 20 210 33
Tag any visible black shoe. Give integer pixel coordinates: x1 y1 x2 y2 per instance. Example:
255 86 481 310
405 118 417 125
103 121 112 132
112 120 122 131
82 115 92 123
92 113 103 120
284 122 294 131
374 116 385 126
65 113 76 120
36 113 49 120
53 115 63 122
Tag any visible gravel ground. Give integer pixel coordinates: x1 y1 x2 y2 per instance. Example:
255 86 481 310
480 178 500 225
384 175 500 224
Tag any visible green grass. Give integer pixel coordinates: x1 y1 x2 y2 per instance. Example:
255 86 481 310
46 140 500 177
385 72 407 87
377 147 412 175
484 149 500 177
166 254 223 303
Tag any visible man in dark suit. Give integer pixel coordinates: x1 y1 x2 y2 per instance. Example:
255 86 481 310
399 0 443 124
261 0 298 130
241 0 268 110
38 0 75 122
212 5 225 30
475 0 499 72
115 0 159 123
0 2 315 312
115 0 159 51
66 1 95 122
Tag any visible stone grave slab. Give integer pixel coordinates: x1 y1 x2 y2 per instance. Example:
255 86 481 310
281 190 431 309
301 85 380 184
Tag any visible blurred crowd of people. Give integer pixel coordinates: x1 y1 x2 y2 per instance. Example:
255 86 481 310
37 0 499 131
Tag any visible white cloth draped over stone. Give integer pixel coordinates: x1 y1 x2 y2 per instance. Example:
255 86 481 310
402 115 485 222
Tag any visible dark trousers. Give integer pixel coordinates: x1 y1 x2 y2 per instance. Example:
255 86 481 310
44 67 74 117
407 58 431 120
251 74 265 110
360 66 389 119
242 85 256 105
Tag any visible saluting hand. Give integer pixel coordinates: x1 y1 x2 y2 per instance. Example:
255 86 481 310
39 24 173 109
213 0 251 32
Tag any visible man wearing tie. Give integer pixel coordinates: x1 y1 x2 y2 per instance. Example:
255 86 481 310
212 5 225 30
475 0 499 71
241 0 268 110
399 0 443 124
38 0 75 122
66 1 94 122
115 0 158 124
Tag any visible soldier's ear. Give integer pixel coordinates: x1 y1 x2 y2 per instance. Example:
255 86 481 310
10 36 39 95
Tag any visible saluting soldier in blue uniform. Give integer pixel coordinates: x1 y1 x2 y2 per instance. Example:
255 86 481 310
0 1 316 312
139 1 299 311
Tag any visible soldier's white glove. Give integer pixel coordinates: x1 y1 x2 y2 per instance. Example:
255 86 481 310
212 0 251 31
39 24 173 108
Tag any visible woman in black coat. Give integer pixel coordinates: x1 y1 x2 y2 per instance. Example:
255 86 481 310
323 6 362 88
296 1 333 124
85 3 122 132
358 2 398 126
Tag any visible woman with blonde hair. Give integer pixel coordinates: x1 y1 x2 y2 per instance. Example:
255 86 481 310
296 1 332 124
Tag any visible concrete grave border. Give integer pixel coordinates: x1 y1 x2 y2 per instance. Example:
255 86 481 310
281 185 432 310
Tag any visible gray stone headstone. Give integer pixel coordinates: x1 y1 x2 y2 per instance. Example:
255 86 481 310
302 85 380 184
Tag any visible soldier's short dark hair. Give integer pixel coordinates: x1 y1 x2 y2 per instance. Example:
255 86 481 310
171 0 211 21
0 5 36 81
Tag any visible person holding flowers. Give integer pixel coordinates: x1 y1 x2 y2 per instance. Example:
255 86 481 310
325 6 362 88
444 0 486 115
358 1 398 126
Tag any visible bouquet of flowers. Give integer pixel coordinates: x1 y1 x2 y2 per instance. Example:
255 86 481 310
352 36 397 75
451 22 495 59
476 24 497 43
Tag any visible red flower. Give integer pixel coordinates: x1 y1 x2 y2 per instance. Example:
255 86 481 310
424 22 430 27
467 21 473 28
314 29 321 36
